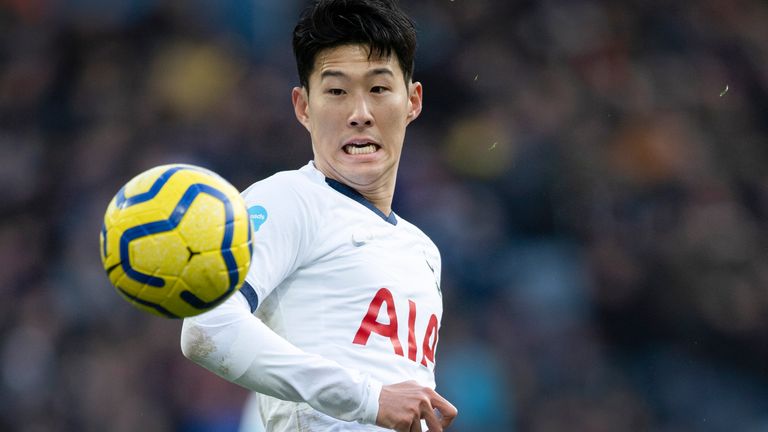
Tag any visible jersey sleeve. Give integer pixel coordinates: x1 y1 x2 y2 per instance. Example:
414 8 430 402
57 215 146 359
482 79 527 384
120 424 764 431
180 293 381 424
238 174 318 311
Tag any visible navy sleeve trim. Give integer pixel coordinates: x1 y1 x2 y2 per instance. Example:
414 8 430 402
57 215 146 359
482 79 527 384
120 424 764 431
239 281 259 313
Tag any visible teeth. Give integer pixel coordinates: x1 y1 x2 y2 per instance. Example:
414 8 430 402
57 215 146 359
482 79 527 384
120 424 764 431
345 144 377 155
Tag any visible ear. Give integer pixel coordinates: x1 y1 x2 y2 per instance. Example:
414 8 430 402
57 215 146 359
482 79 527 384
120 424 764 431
292 86 311 132
406 81 423 125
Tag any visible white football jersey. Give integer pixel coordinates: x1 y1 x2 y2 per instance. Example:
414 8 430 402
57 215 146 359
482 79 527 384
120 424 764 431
237 161 443 431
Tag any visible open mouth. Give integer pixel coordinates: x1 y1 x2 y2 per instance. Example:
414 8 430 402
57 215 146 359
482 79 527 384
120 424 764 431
343 143 380 155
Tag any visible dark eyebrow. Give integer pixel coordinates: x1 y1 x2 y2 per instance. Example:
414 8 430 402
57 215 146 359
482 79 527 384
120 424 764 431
320 70 346 80
319 68 395 80
367 68 395 78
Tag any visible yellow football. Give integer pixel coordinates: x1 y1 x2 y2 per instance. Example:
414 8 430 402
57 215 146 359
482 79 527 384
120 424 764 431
100 164 252 318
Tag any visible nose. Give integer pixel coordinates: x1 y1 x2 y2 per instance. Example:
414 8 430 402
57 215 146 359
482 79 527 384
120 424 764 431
348 95 373 128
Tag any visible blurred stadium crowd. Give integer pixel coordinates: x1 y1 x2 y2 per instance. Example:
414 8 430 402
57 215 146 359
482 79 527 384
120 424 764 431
2 0 768 430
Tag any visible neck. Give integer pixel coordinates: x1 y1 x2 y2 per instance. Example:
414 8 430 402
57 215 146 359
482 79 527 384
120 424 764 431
358 188 393 216
337 176 395 216
313 162 396 215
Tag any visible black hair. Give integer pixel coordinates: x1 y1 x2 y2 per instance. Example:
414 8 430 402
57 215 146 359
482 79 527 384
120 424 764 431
292 0 417 90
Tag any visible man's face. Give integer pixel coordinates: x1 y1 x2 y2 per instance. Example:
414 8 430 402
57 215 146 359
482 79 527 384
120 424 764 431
292 44 422 194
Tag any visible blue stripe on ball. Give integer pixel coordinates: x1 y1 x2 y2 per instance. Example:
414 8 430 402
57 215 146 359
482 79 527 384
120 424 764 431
119 181 241 310
115 285 180 319
116 166 184 209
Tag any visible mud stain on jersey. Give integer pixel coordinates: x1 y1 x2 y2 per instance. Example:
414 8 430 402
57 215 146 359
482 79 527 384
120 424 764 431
185 325 216 358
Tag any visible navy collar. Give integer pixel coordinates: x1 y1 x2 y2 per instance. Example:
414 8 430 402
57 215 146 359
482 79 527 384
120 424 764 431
325 178 398 226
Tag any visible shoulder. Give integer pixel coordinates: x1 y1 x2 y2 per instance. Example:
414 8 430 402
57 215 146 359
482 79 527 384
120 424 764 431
239 163 332 232
242 167 315 200
397 215 440 253
241 164 330 207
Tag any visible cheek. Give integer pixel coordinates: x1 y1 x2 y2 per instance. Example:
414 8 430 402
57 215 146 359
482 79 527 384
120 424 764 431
378 101 409 128
309 103 340 139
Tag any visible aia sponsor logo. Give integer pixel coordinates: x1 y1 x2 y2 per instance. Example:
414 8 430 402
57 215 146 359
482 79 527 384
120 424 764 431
352 288 439 368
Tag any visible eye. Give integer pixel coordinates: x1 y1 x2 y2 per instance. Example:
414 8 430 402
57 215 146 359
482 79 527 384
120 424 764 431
327 88 345 96
371 86 389 94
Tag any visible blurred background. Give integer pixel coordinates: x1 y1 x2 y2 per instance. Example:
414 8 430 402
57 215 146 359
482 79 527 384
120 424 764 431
2 0 768 430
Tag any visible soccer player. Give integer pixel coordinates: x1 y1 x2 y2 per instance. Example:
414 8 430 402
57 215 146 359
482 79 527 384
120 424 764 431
180 0 457 430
